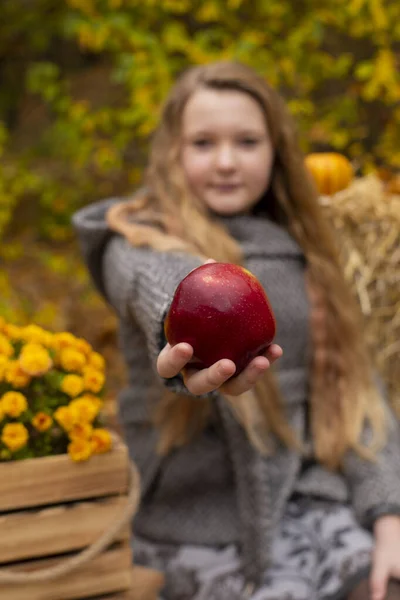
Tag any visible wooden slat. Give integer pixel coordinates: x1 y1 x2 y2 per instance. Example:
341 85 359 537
0 436 130 511
129 566 165 600
97 566 165 600
0 542 133 600
0 496 130 563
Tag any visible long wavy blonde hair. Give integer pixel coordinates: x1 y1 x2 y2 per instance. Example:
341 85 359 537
107 61 386 470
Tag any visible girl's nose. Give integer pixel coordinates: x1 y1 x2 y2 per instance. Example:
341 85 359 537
215 144 237 170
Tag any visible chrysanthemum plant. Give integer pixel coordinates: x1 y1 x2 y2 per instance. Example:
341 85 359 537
0 317 112 462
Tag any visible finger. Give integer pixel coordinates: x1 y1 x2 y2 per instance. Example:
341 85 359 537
157 343 193 379
221 355 270 396
265 343 283 365
183 359 236 395
370 554 390 600
204 258 216 264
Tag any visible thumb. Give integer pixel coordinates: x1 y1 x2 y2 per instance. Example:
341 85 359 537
370 552 390 600
204 258 216 264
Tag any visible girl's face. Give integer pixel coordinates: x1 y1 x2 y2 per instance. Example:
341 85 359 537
180 88 273 215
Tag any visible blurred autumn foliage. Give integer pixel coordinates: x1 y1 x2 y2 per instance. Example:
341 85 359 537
1 0 399 405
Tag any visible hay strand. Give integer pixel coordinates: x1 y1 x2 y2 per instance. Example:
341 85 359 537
319 174 400 414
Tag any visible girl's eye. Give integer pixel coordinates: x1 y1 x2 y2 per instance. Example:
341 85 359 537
192 139 212 148
239 138 259 146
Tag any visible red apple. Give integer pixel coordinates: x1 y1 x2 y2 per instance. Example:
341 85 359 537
164 262 276 375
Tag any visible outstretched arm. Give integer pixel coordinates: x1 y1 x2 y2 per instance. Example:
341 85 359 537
103 236 282 397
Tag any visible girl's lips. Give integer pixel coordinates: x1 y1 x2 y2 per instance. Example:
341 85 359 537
210 183 241 192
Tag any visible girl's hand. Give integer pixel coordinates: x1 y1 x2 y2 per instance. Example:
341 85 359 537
370 515 400 600
158 257 282 396
156 341 282 396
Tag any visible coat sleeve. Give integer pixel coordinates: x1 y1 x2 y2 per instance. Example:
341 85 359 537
343 397 400 529
102 234 205 393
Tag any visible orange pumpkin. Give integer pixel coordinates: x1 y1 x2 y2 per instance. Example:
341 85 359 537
305 152 354 195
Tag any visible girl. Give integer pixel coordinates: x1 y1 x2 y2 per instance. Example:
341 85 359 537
73 61 400 600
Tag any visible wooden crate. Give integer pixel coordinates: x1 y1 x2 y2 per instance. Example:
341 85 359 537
104 566 165 600
0 434 139 600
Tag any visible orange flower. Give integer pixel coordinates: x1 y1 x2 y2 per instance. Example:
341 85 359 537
69 396 100 423
82 366 105 393
32 412 53 432
52 332 76 352
54 405 80 431
68 422 93 441
78 393 103 411
91 428 112 454
68 438 92 462
74 338 92 357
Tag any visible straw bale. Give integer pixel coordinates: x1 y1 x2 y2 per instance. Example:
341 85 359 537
319 174 400 414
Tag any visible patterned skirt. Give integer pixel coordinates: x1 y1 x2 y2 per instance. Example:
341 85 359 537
132 497 373 600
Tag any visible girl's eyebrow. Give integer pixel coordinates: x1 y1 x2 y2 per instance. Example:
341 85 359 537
236 129 266 137
183 129 214 137
184 128 266 138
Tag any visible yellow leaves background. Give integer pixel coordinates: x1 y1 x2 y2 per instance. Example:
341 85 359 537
0 0 399 347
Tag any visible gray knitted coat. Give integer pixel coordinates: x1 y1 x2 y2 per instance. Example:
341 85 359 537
72 199 400 588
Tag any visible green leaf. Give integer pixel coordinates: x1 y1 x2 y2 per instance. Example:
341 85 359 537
354 61 374 80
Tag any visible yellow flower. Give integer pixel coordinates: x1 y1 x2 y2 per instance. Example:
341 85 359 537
3 323 22 341
19 343 53 376
82 366 105 393
52 332 77 352
91 428 112 454
68 438 92 462
0 355 8 381
60 374 84 397
69 396 100 423
54 405 80 431
1 423 29 451
0 333 14 358
32 412 53 432
78 393 103 411
59 348 86 372
1 391 28 417
88 351 105 371
74 338 92 357
20 324 53 347
5 361 31 388
0 322 107 460
68 422 93 441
